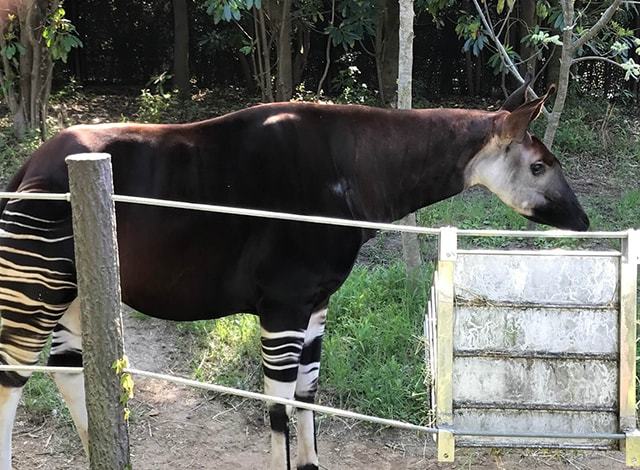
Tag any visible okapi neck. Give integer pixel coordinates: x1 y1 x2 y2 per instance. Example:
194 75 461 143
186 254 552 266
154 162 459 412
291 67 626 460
348 108 495 223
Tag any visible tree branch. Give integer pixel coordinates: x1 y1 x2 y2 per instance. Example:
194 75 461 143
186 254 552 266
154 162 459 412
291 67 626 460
471 0 550 117
572 55 627 67
573 0 623 50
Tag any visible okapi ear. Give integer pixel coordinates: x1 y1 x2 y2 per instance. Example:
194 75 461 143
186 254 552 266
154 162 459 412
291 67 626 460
500 73 533 112
501 84 555 142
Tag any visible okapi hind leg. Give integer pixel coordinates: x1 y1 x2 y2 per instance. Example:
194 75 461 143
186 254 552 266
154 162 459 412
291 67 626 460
294 308 326 470
0 198 77 470
260 313 307 470
0 385 21 469
48 297 88 454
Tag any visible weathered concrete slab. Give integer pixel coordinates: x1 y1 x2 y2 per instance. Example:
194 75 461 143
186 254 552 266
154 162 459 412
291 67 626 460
454 306 618 357
454 254 619 306
429 249 627 452
453 357 617 408
455 408 618 449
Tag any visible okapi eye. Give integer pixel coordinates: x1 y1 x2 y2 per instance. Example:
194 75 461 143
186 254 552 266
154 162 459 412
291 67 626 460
530 162 545 176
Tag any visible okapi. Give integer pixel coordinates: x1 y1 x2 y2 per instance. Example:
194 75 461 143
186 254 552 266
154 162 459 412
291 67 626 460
0 80 588 470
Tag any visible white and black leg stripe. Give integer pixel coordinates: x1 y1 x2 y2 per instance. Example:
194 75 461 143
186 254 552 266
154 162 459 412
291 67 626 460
261 328 305 470
295 309 326 470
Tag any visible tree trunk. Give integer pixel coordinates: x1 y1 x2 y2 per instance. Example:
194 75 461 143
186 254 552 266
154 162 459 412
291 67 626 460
375 0 399 106
398 0 422 285
317 0 335 96
274 0 293 101
0 0 66 139
543 37 573 147
519 0 537 75
67 154 131 470
439 25 457 95
172 0 190 99
292 27 310 88
546 46 561 86
465 50 475 95
258 6 274 101
543 0 575 148
238 52 255 92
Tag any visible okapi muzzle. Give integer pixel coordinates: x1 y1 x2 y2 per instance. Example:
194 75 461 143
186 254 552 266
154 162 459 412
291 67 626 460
520 143 590 231
466 84 589 232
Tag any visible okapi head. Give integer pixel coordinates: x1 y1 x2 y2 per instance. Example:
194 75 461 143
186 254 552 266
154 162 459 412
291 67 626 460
465 80 589 231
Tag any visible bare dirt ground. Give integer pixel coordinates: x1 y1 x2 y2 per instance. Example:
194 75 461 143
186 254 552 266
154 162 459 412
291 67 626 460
11 312 630 470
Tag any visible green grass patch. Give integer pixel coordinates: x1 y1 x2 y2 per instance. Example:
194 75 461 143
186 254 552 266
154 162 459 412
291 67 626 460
323 262 431 423
21 343 71 425
22 373 70 424
178 315 262 391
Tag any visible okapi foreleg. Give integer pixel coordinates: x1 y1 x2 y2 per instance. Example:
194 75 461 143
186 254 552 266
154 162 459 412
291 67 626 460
294 308 326 470
261 317 307 470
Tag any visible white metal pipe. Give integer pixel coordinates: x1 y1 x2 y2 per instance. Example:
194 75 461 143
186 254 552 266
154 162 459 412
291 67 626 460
0 191 628 240
455 428 625 440
124 368 438 434
457 249 622 257
0 192 70 201
111 194 443 236
110 194 629 240
0 365 82 373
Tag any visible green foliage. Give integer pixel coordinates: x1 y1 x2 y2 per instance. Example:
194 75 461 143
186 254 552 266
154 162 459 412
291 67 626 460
418 192 527 232
616 190 640 229
582 190 640 232
0 14 23 86
331 56 376 104
42 7 83 63
203 0 260 24
137 89 176 123
455 15 488 57
546 93 640 180
323 263 430 422
487 45 519 74
112 356 134 422
521 26 562 48
496 0 514 15
324 0 376 49
0 124 40 182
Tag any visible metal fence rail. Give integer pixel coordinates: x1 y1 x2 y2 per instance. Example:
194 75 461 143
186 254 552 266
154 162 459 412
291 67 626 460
0 190 631 239
0 187 636 457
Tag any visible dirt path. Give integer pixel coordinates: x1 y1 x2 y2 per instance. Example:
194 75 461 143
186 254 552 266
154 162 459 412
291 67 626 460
12 312 630 469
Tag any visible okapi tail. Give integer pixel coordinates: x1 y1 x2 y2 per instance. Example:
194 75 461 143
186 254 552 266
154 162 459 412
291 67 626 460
0 162 28 216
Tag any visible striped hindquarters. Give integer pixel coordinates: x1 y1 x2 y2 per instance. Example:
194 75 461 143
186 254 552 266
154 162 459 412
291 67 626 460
0 199 77 387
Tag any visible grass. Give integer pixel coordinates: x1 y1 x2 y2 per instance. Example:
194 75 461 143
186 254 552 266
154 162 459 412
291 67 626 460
322 263 431 422
177 315 262 392
20 342 71 426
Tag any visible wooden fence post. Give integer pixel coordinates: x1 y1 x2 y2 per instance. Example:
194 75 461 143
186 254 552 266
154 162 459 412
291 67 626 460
66 153 131 469
435 227 456 462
